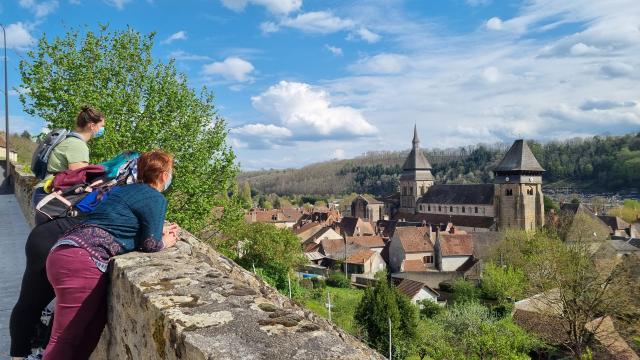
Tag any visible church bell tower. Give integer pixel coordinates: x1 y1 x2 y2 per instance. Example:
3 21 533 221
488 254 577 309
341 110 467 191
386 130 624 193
399 125 434 214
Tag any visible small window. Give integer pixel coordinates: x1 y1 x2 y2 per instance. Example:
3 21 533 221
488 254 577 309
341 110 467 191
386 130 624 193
425 255 434 264
449 206 453 212
474 206 478 213
506 189 513 196
438 205 441 212
428 205 431 211
409 187 413 195
527 188 534 195
462 207 465 213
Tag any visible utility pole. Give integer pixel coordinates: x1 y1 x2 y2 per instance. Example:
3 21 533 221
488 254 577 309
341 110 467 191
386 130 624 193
388 317 392 360
326 291 332 322
287 273 292 299
0 24 9 175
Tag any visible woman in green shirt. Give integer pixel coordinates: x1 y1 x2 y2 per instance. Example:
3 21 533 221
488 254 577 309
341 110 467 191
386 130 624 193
32 106 106 225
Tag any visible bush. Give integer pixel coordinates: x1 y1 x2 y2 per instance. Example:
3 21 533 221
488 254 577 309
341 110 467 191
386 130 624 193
451 278 479 304
418 299 442 319
439 281 453 292
300 278 313 289
311 277 326 289
327 273 351 288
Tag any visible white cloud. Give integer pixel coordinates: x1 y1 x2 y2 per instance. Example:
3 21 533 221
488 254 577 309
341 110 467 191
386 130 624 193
482 66 501 83
103 0 132 10
19 0 58 17
349 53 410 74
260 21 279 33
353 27 381 43
278 11 354 34
161 31 187 45
486 17 503 30
324 44 343 56
569 42 600 56
202 57 255 82
232 123 292 137
5 23 35 50
250 81 377 139
168 50 211 61
220 0 301 15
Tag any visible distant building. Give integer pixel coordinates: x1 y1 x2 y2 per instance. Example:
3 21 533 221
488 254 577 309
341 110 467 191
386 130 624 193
351 195 384 223
0 137 18 163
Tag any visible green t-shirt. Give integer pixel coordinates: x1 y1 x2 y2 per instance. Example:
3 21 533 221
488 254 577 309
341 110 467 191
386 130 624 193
48 136 90 174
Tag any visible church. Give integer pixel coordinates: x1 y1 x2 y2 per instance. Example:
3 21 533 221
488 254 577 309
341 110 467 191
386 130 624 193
388 126 545 232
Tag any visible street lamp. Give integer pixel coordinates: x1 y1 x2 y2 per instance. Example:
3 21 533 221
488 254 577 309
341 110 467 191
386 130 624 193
0 24 8 175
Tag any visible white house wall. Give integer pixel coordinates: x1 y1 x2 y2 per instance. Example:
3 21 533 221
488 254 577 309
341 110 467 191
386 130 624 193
440 255 471 272
411 288 439 304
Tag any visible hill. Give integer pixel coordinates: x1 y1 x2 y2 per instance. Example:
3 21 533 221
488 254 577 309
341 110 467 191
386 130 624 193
238 132 640 197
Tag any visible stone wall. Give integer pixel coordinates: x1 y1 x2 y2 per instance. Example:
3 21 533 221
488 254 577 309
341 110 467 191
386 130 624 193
8 163 384 359
9 162 37 228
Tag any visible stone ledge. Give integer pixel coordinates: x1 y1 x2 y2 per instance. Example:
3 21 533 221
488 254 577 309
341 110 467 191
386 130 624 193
8 162 383 359
90 232 384 360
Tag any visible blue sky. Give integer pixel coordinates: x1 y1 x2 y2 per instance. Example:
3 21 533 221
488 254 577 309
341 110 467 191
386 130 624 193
2 0 640 170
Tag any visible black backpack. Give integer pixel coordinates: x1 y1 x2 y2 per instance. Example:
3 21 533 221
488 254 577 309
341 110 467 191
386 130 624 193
31 129 83 179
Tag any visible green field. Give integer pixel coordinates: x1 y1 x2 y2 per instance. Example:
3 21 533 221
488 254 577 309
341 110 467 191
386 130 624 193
299 286 364 335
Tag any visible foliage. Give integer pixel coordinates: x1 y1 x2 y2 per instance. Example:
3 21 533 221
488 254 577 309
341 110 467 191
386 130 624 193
609 199 640 223
299 285 364 335
451 278 479 304
481 263 525 304
239 181 252 209
354 272 419 358
215 222 305 291
0 132 37 165
326 273 351 288
544 195 559 213
416 302 541 360
417 299 442 319
19 26 236 233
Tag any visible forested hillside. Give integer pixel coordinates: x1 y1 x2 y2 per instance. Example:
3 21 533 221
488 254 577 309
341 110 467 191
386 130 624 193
238 132 640 196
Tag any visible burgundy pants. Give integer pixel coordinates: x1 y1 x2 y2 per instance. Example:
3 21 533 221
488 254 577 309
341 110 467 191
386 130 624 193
43 245 108 360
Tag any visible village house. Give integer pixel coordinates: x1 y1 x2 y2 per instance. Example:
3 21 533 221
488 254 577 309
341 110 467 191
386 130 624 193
389 226 436 272
434 230 474 272
394 278 440 305
316 238 386 276
598 215 632 238
351 194 385 223
336 216 375 237
244 208 304 229
345 235 386 253
0 137 18 163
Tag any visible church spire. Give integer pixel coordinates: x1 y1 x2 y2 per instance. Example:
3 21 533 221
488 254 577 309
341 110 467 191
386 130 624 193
412 124 420 147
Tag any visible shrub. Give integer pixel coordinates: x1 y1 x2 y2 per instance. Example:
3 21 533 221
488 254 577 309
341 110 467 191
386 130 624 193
418 299 443 319
311 277 326 289
327 273 351 288
300 278 313 289
439 281 453 292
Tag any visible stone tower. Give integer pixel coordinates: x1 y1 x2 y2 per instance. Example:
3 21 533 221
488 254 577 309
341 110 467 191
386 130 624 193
494 139 545 231
399 125 434 214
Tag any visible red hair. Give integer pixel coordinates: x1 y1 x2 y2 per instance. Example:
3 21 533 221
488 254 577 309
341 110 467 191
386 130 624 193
137 150 173 187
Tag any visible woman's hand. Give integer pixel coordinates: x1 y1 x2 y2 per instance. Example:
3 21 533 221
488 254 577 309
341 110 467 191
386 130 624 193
162 223 179 248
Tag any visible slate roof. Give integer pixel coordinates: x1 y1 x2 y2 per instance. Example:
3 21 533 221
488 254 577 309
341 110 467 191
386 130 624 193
438 234 474 256
394 227 433 253
395 278 439 299
402 125 432 171
338 217 375 237
420 184 495 205
394 212 496 230
598 215 631 231
493 139 545 172
347 235 386 248
359 194 383 205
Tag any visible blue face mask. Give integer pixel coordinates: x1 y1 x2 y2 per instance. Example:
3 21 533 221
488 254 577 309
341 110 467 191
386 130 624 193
93 127 105 138
163 172 173 192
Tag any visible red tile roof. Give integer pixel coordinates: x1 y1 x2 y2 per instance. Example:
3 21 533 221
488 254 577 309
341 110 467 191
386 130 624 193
403 259 428 272
347 235 385 248
394 227 433 253
395 279 439 299
439 234 473 256
346 249 376 264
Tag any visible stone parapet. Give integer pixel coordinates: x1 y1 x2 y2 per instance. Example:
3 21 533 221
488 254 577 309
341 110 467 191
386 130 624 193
9 161 37 228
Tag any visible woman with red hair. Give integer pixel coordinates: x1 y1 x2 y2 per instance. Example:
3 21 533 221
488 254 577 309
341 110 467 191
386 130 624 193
42 150 178 360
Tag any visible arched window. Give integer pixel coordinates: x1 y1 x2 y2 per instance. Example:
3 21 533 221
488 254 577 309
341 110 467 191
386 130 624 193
506 189 513 196
449 206 453 212
462 207 465 213
428 205 431 211
474 206 478 213
438 205 442 212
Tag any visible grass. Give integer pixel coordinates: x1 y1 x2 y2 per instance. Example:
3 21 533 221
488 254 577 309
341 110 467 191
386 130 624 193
298 285 364 335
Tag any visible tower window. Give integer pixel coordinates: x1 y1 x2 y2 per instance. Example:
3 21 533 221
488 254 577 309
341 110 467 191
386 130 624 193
438 205 441 212
527 188 534 195
475 206 478 213
449 206 453 212
506 189 513 196
409 187 413 195
428 205 431 211
462 207 465 213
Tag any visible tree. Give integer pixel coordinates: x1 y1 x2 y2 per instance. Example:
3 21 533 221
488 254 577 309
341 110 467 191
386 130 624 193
417 299 442 319
417 302 540 360
481 263 525 305
19 26 236 233
451 278 479 304
354 272 418 358
217 222 305 291
273 196 281 209
543 195 559 213
239 181 252 209
20 130 31 139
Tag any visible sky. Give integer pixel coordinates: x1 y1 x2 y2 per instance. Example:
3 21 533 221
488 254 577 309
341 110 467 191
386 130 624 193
1 0 640 170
